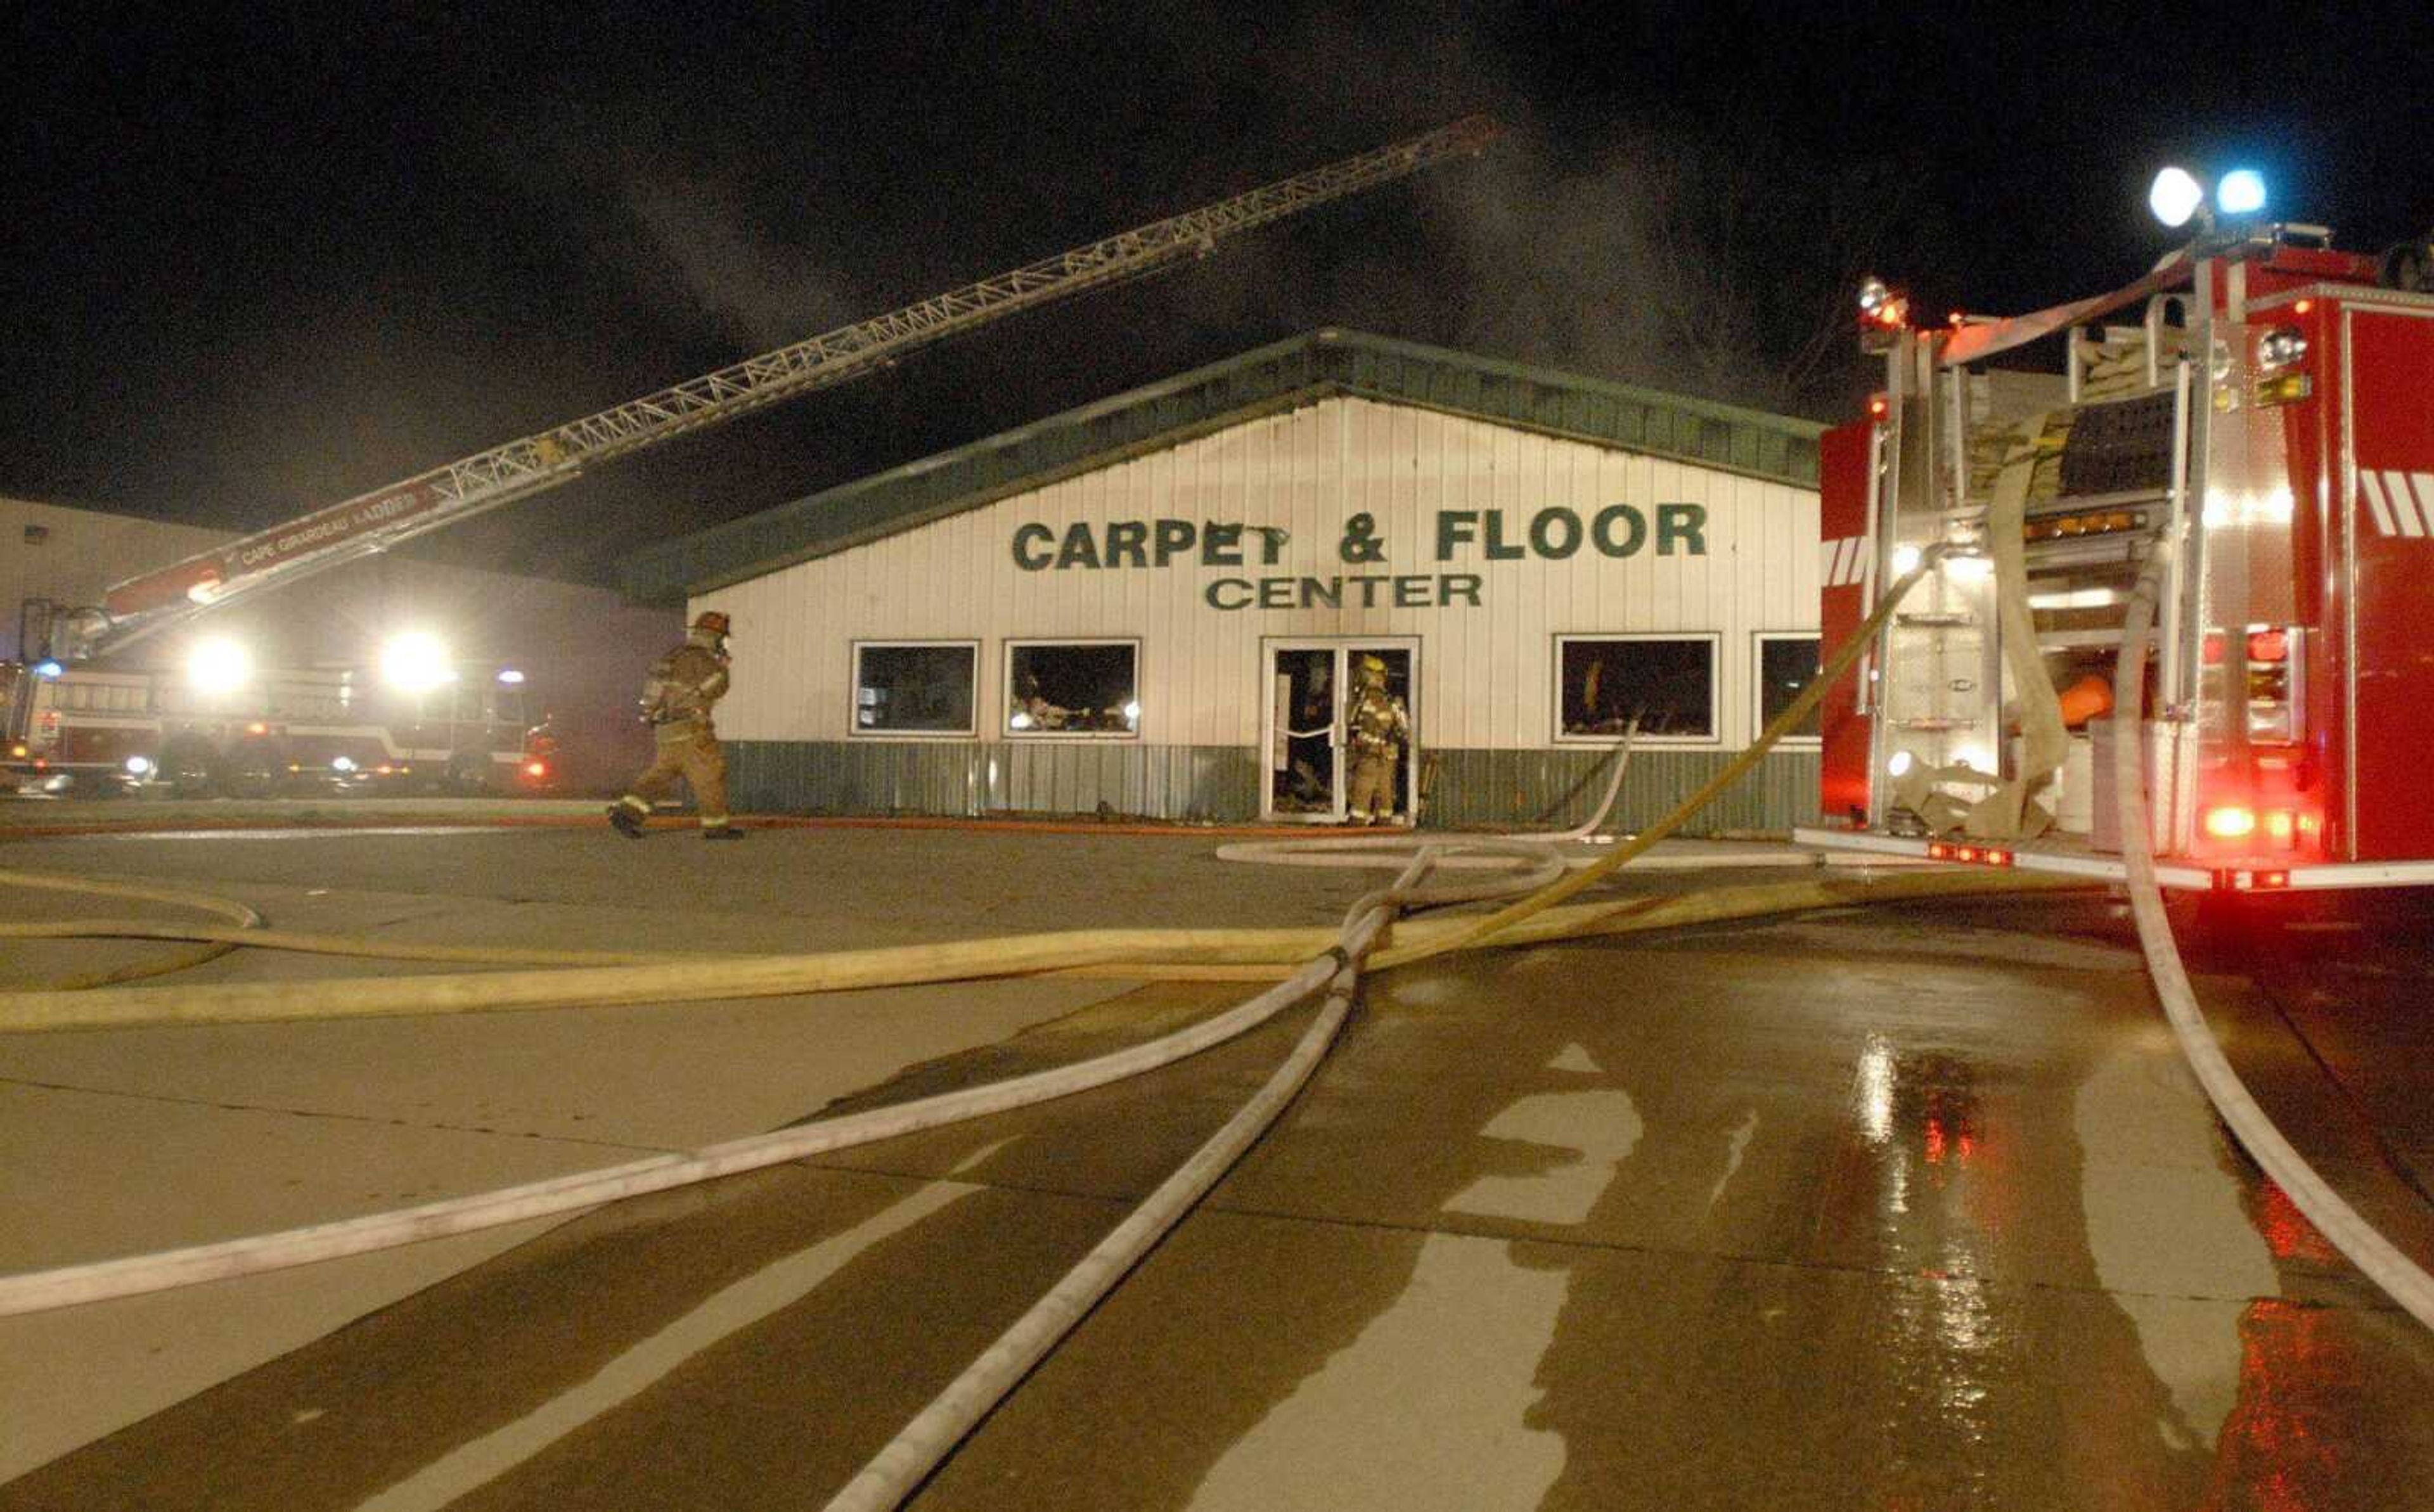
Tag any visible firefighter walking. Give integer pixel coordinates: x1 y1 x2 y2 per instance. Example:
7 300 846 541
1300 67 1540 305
610 611 742 840
1344 654 1410 825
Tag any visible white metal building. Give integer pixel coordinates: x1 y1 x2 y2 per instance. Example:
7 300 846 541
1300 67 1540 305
619 331 1827 830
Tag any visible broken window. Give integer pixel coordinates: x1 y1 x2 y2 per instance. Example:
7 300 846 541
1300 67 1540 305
1557 635 1718 741
853 642 978 736
1756 634 1822 740
1006 641 1140 736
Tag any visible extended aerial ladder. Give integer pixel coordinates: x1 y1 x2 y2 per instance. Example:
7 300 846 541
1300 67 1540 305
68 117 1501 660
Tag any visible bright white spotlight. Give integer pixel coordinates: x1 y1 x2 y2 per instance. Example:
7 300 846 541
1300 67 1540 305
2149 166 2205 229
380 632 456 691
2217 168 2266 217
1888 750 1915 778
1890 544 1924 576
124 755 153 776
188 637 253 693
495 668 526 685
1943 553 1994 582
1121 700 1142 723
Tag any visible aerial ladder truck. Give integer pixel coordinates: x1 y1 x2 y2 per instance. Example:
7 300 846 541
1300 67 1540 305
4 117 1500 795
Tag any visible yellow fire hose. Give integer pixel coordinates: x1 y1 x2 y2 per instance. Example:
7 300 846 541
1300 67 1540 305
0 544 2099 1334
0 869 263 989
0 551 1959 1027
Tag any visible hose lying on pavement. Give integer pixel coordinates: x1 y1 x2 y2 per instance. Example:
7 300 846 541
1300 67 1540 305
2111 564 2434 1330
0 914 697 970
0 869 264 989
821 855 1430 1512
0 553 1957 1032
0 868 2081 1031
0 914 1379 1317
0 548 2059 1332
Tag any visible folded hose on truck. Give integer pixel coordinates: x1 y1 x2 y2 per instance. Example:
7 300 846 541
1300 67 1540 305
2111 563 2434 1331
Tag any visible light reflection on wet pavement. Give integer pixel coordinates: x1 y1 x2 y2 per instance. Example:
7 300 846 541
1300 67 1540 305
9 892 2434 1509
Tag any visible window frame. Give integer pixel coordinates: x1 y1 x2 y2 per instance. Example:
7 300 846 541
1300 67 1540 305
847 638 982 740
1001 636 1144 741
1550 631 1723 747
1753 631 1824 748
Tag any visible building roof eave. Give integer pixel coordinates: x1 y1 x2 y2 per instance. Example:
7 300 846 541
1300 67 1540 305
616 330 1825 606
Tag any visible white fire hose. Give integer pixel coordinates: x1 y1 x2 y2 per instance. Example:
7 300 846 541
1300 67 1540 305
821 854 1436 1512
23 537 2420 1512
2112 563 2434 1329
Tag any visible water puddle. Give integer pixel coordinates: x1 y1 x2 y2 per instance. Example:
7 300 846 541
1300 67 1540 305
2075 1048 2276 1450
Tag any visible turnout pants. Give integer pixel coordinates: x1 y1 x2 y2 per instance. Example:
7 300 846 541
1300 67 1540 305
619 722 730 829
1347 752 1400 821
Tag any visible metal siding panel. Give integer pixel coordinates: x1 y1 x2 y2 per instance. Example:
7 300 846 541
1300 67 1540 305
726 741 1261 821
1417 747 1820 833
714 394 1820 790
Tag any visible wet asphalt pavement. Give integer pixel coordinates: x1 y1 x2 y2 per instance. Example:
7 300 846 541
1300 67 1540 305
4 828 2434 1509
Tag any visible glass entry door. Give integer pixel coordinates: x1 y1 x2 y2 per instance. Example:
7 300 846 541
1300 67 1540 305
1261 639 1418 823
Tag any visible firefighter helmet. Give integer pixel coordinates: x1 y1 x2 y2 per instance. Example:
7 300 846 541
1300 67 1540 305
1358 654 1387 677
692 610 731 637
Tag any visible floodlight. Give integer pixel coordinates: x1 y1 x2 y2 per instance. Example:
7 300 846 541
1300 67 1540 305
187 637 252 693
2216 169 2266 217
32 659 64 679
496 668 525 685
380 632 456 692
2149 166 2205 229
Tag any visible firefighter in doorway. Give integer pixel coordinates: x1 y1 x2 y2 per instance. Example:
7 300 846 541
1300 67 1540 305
610 611 742 840
1344 654 1410 826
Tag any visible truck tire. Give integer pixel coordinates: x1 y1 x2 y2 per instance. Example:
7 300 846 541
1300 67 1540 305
218 742 280 799
160 742 218 800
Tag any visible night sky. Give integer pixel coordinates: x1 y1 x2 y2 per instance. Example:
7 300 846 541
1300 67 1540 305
7 4 2430 589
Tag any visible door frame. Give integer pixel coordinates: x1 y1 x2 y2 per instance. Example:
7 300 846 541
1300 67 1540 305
1258 635 1421 823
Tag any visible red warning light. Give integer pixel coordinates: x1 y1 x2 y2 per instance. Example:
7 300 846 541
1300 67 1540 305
525 761 548 778
2246 628 2288 663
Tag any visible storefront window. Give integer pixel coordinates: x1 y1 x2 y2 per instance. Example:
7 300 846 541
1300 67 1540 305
853 642 977 736
1006 641 1140 736
1556 634 1718 741
1756 634 1822 740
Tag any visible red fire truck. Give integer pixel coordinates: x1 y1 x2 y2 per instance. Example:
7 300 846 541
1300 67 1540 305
1797 200 2434 893
5 659 555 798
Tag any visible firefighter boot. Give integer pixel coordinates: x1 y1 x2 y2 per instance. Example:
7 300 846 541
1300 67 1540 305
608 805 645 839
